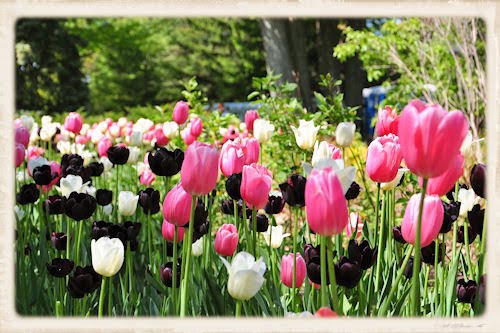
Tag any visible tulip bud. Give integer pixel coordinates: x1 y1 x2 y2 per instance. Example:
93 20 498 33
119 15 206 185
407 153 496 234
107 145 130 165
468 204 484 237
376 106 399 137
457 225 477 244
181 142 220 196
138 188 160 214
97 137 112 157
161 261 181 288
51 232 68 251
244 110 259 132
314 307 337 317
221 251 266 301
304 243 331 285
163 183 194 227
220 141 245 177
221 199 234 215
279 174 306 207
253 118 274 143
192 238 204 257
64 112 83 134
214 224 238 257
345 212 363 239
32 165 53 185
88 162 104 177
15 143 25 168
122 221 141 251
172 101 189 125
91 236 125 277
16 183 39 205
225 173 242 200
47 258 74 278
456 278 477 304
470 163 486 198
478 275 486 305
366 134 402 183
262 225 289 249
64 192 97 221
392 226 407 244
44 195 65 215
291 120 320 150
162 220 185 242
241 137 260 165
240 163 273 210
15 126 30 148
441 200 460 233
248 214 269 232
421 241 444 265
401 194 443 247
334 256 362 288
345 181 361 200
403 257 419 279
280 253 306 288
348 239 377 270
96 189 113 206
162 122 179 139
118 191 139 217
335 122 356 147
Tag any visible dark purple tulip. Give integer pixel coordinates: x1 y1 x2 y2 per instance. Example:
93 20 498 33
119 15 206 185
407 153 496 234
468 204 485 237
457 225 477 244
16 183 39 205
392 225 407 244
122 221 142 251
265 193 285 215
88 162 104 177
51 232 67 251
160 261 181 288
470 163 486 198
348 239 377 270
47 258 74 278
304 244 333 285
345 181 361 200
138 188 160 214
248 214 269 232
279 174 306 207
107 145 130 165
225 172 242 200
148 147 184 177
67 266 102 298
478 275 486 305
441 200 460 233
33 164 53 185
456 278 477 304
92 220 111 240
44 195 65 215
335 256 362 288
64 192 96 221
96 189 112 206
221 199 234 215
421 241 444 265
403 257 420 279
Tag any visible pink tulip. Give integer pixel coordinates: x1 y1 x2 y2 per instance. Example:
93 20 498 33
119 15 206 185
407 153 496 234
162 183 194 227
162 219 185 242
219 140 245 177
143 130 155 143
64 112 83 134
280 253 306 288
305 167 349 236
15 126 30 148
399 100 468 179
315 307 337 317
75 135 88 145
42 161 61 193
401 193 443 247
223 125 240 142
140 169 156 186
154 128 169 147
366 134 402 183
376 106 399 136
180 141 220 196
240 137 260 165
240 163 273 209
181 128 196 146
97 137 112 157
214 224 238 257
244 110 259 132
420 154 464 196
345 212 363 239
329 144 343 160
173 101 189 125
189 117 203 137
105 118 113 127
27 146 44 160
108 123 121 138
15 143 25 168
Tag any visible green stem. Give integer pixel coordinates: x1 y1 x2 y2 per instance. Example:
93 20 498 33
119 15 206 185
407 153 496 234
366 183 381 312
172 224 178 314
147 212 152 269
433 238 439 312
180 196 197 317
374 190 386 293
108 276 113 316
463 218 473 278
235 300 242 317
320 236 328 307
98 276 107 317
75 220 83 265
251 208 257 258
327 237 342 315
291 208 298 312
349 146 375 210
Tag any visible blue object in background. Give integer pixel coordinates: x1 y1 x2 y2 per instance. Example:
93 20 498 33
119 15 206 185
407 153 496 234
206 102 260 120
362 86 387 138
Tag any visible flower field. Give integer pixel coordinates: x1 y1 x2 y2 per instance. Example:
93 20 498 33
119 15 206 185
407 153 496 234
14 93 487 317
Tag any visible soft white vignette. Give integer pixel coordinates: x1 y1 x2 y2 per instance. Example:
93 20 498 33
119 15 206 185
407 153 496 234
0 1 498 332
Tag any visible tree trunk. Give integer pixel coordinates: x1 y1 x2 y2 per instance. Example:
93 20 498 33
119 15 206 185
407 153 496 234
316 19 342 81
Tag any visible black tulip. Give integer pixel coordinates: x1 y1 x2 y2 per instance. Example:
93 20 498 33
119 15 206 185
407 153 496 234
249 214 269 232
60 154 88 181
24 245 31 256
160 261 181 288
122 221 142 251
265 193 285 215
392 226 407 244
92 220 111 240
194 201 208 227
88 162 104 177
348 239 377 270
345 181 361 200
421 241 444 265
16 183 39 205
236 199 252 218
221 199 234 215
225 173 242 200
165 241 181 257
47 258 74 278
67 266 101 298
64 192 97 221
457 225 477 244
279 174 306 207
108 224 127 245
44 195 65 215
96 189 113 206
51 232 67 251
304 244 333 285
468 204 485 237
107 145 130 165
335 256 363 289
456 278 477 304
403 257 420 279
138 188 160 214
470 163 486 198
478 275 486 305
441 200 460 233
33 164 53 185
192 219 210 243
148 147 184 177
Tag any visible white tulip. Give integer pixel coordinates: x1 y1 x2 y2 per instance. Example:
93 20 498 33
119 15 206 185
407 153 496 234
80 150 94 167
303 158 356 194
80 123 90 136
286 311 313 318
14 205 25 220
118 191 139 216
253 119 275 143
20 115 34 131
127 146 141 164
100 156 113 173
58 174 88 198
30 124 40 143
91 130 104 144
192 238 204 257
27 156 49 175
41 115 53 127
103 204 113 216
133 118 154 134
91 237 124 277
56 141 72 155
220 251 266 301
162 121 179 139
127 131 143 146
291 119 320 150
335 122 356 147
40 123 58 141
262 225 290 249
311 141 330 167
458 188 479 216
17 170 28 182
381 168 408 191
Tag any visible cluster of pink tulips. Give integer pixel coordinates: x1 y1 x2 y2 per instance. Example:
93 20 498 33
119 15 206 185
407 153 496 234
14 96 486 317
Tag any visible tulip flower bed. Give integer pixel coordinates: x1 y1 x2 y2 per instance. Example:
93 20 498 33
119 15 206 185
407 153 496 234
14 97 486 318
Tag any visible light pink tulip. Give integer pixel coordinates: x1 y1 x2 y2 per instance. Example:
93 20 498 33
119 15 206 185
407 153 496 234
305 167 349 236
109 123 121 138
42 161 61 193
280 253 306 288
366 134 402 183
401 193 443 247
219 140 245 177
240 163 273 210
162 219 185 242
154 128 169 147
64 112 83 134
181 141 219 196
15 126 30 148
345 212 363 239
240 137 260 165
419 154 464 196
244 110 259 132
27 146 44 160
399 100 468 179
97 137 112 157
172 101 189 125
189 117 203 137
214 224 238 257
376 106 399 137
181 128 196 146
75 135 88 145
329 144 343 160
15 143 25 168
162 183 194 227
139 169 156 186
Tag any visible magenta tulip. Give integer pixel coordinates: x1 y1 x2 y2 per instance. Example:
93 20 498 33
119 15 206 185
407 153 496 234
181 128 196 146
162 183 194 227
240 163 273 210
305 167 349 236
401 193 443 247
329 144 342 160
280 253 306 288
180 141 220 196
15 143 25 168
64 112 83 134
139 169 156 186
366 134 402 183
154 128 169 147
214 224 238 257
244 110 259 132
15 126 30 148
162 219 185 242
399 100 468 179
376 106 399 137
420 154 464 196
189 117 203 137
97 137 112 157
241 137 260 165
172 101 189 125
219 140 245 177
75 135 88 145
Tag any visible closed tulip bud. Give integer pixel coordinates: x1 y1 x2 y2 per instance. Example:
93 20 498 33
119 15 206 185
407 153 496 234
375 106 399 136
139 169 156 186
138 188 160 214
97 137 112 157
221 251 266 301
162 220 185 242
279 174 307 207
305 167 349 236
366 134 402 183
315 307 337 318
91 236 124 277
163 183 194 227
162 122 179 139
392 225 407 244
67 266 102 298
345 181 361 200
441 200 460 233
244 110 259 132
88 162 104 177
457 225 477 244
118 191 139 217
419 154 464 196
468 204 484 237
161 261 181 287
96 189 112 206
458 187 478 216
348 239 377 270
15 143 25 168
181 142 220 195
64 112 83 134
240 163 273 210
240 137 260 165
220 141 245 177
253 118 274 143
249 214 269 232
214 224 239 257
265 191 285 214
172 101 189 125
456 278 477 304
280 253 306 288
262 225 290 248
225 173 242 200
47 258 74 278
291 119 320 150
44 195 65 215
126 146 141 164
470 163 486 198
335 122 356 147
16 126 30 148
102 204 113 216
181 127 196 146
19 115 35 131
64 192 97 221
51 232 68 251
192 238 204 257
401 194 443 247
334 256 362 288
399 100 468 178
421 241 444 265
122 221 141 249
106 145 130 165
16 183 39 205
